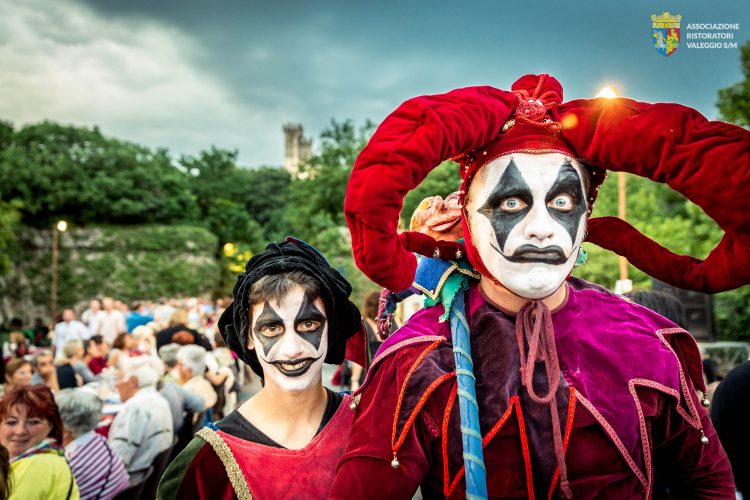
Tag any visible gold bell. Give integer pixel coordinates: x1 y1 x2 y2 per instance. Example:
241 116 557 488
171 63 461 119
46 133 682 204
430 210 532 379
433 249 441 259
455 250 462 259
391 454 400 469
700 432 709 445
701 393 710 407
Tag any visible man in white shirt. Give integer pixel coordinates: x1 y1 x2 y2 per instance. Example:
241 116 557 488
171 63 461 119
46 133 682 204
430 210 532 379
100 297 126 345
53 308 89 360
81 298 106 336
109 355 174 485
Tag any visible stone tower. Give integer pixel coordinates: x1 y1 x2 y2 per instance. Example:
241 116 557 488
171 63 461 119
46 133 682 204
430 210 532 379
283 124 312 176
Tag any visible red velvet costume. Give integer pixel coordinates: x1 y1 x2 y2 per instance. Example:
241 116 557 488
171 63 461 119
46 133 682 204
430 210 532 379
330 281 733 499
332 74 746 499
160 393 354 499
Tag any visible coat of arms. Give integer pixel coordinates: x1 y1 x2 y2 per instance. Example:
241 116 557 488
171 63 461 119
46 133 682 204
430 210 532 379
652 11 682 57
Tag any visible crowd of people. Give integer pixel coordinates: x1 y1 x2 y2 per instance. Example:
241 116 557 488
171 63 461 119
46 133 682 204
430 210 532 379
0 296 243 499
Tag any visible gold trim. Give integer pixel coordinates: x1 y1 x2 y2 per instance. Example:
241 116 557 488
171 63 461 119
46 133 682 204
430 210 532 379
413 261 480 301
197 427 253 500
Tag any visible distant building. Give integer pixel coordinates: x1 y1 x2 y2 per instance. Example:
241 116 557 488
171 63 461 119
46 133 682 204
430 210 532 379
283 124 312 177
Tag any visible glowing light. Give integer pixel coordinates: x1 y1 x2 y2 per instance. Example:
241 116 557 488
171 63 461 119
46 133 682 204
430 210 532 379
56 220 68 232
595 86 618 99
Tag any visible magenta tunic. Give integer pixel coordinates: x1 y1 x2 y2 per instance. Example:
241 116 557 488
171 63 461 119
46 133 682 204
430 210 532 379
330 279 734 499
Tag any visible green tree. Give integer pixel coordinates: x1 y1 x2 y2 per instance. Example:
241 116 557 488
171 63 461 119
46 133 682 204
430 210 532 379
0 197 22 275
714 42 750 341
717 40 750 126
281 119 374 242
0 121 198 227
401 161 462 228
180 147 266 252
243 166 291 240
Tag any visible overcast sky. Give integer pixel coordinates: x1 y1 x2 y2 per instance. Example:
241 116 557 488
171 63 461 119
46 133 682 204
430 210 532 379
1 0 748 167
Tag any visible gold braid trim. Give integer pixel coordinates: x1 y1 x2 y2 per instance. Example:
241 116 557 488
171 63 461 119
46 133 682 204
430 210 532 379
196 427 253 500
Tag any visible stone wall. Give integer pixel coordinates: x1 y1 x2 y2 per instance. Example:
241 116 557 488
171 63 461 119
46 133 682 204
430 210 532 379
0 224 220 325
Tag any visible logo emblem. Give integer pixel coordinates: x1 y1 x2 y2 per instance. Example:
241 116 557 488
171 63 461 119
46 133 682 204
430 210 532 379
652 11 682 57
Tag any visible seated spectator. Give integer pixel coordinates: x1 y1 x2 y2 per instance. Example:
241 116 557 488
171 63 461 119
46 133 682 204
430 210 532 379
56 389 129 499
56 340 96 389
83 336 108 376
30 351 59 392
53 308 89 361
155 309 212 352
132 325 156 355
2 359 32 396
107 333 138 370
206 337 238 418
109 356 173 484
176 345 216 411
8 331 28 359
0 385 79 498
159 382 205 434
158 344 181 385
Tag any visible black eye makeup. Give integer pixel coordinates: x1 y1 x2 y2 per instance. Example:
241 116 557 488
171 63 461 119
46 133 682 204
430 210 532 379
294 293 326 350
252 302 286 356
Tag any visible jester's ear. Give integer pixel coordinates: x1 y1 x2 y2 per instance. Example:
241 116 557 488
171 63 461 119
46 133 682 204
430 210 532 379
557 97 750 293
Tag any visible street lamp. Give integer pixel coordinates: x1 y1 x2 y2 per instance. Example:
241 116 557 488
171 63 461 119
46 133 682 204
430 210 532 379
596 85 632 294
51 220 67 322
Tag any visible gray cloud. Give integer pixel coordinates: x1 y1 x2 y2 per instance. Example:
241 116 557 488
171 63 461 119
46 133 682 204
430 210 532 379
2 0 748 167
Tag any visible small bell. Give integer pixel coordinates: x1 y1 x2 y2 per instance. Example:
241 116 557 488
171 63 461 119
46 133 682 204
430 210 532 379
349 394 361 411
455 250 462 259
701 393 710 407
700 432 709 445
433 249 441 259
391 453 400 469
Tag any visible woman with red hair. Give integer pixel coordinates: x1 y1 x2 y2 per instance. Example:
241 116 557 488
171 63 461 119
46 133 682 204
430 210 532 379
0 385 79 499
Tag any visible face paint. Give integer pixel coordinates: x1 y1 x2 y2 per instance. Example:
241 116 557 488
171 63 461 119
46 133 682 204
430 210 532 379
249 286 328 392
466 153 588 299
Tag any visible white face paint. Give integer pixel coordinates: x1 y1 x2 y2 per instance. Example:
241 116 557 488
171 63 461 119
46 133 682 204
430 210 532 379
465 153 588 299
249 286 328 392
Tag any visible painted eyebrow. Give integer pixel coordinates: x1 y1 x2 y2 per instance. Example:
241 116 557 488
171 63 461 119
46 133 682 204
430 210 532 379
294 295 326 325
484 160 533 206
252 302 284 331
545 163 583 201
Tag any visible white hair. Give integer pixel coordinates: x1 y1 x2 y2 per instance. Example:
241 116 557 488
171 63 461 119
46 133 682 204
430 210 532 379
55 389 102 438
176 345 207 377
120 355 164 388
132 325 154 341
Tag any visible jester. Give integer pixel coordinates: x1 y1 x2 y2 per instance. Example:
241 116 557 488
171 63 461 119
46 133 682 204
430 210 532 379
329 74 746 499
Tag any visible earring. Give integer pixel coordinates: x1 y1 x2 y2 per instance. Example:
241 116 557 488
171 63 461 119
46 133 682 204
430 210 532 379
574 247 588 267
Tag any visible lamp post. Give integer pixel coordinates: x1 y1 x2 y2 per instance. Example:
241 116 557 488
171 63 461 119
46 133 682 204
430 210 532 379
50 220 67 322
595 86 632 294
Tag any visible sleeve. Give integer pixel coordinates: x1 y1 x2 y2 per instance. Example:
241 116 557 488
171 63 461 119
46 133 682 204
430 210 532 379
329 350 442 499
158 438 235 500
75 361 97 384
182 386 206 413
108 404 146 468
651 378 736 498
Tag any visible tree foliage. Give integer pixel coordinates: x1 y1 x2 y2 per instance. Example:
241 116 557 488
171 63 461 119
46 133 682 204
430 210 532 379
281 119 374 242
0 121 197 227
718 39 750 127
